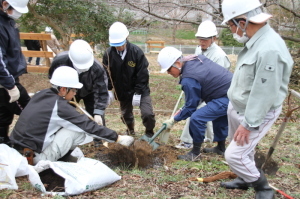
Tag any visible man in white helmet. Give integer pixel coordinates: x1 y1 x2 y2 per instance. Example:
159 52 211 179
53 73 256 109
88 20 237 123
0 0 31 145
48 39 108 146
220 0 293 198
103 22 156 138
10 66 134 164
158 47 232 161
45 26 61 55
176 20 231 152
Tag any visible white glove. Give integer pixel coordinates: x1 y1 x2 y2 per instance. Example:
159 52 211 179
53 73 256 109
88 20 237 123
6 86 20 103
94 115 103 125
132 93 141 106
116 135 134 147
108 90 115 105
163 118 175 129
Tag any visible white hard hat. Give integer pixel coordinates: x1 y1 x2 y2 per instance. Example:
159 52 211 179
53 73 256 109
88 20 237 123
109 22 129 46
157 47 182 73
50 66 83 89
222 0 263 24
195 20 218 38
45 27 52 32
68 39 94 70
6 0 29 13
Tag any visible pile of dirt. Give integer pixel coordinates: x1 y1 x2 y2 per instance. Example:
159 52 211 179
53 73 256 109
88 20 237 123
93 141 180 169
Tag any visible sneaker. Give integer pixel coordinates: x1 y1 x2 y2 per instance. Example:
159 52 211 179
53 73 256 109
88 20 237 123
175 142 193 149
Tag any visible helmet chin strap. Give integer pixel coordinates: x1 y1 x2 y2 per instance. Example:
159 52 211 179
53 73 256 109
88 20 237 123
232 13 250 33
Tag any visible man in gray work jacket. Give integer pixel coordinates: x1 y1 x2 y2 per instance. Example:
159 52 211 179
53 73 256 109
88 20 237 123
220 0 294 198
10 66 134 165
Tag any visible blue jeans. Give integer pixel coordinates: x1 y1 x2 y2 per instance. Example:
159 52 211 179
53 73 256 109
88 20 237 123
28 57 40 65
189 97 229 143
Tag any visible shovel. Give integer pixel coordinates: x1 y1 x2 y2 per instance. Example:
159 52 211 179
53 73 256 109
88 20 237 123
140 124 167 150
159 91 184 144
260 90 300 173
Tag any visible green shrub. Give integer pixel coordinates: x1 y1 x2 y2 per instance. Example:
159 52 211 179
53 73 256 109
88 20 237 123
176 29 196 40
219 28 244 47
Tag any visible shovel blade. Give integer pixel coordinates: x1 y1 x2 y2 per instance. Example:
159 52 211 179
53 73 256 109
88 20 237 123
140 135 160 150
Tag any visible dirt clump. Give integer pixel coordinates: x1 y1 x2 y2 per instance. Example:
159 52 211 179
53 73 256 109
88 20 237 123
39 168 65 192
254 150 279 175
93 141 180 169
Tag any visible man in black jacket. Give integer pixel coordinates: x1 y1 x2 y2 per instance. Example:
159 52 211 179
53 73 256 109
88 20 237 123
24 37 41 65
49 40 108 127
103 22 156 137
48 39 109 146
10 66 134 164
0 0 31 145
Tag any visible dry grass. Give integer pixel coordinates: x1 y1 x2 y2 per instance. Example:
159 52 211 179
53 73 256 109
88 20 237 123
2 54 300 199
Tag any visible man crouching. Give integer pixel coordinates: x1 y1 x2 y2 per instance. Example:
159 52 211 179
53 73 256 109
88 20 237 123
10 66 133 165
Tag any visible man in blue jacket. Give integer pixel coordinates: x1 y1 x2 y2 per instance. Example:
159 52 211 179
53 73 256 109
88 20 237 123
158 47 232 161
0 0 31 145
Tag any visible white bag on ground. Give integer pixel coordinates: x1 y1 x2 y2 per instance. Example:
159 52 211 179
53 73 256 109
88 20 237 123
30 157 121 196
0 144 30 190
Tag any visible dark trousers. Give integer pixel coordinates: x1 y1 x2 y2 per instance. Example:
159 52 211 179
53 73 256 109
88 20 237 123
28 57 40 65
189 97 229 143
120 95 155 131
0 82 30 128
75 92 106 126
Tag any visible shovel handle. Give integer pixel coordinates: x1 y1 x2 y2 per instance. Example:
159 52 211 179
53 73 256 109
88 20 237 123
148 124 167 144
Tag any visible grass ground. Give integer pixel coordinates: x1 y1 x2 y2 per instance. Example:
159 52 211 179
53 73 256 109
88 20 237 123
1 54 300 199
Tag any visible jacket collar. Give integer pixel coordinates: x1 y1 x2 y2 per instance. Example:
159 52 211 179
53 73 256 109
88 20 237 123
245 24 271 49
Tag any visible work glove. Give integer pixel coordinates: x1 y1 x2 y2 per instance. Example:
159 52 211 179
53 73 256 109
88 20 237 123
116 135 134 147
108 90 115 105
132 93 141 106
6 86 20 103
163 118 175 129
94 115 103 125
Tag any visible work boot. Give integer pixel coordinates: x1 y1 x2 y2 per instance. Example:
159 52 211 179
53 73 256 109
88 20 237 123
58 150 78 163
220 177 251 190
126 123 135 135
0 126 11 146
145 129 154 138
178 142 202 161
203 140 226 155
252 170 274 199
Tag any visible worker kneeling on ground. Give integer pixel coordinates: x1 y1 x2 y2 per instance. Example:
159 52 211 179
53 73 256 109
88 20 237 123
10 66 134 165
158 47 233 161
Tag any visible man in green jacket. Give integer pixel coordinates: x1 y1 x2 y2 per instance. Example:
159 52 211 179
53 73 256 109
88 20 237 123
220 0 294 198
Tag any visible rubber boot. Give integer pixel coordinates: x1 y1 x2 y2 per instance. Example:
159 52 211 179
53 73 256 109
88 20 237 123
203 140 226 155
126 122 135 135
0 126 11 146
145 129 154 138
57 150 78 163
178 142 202 161
220 177 251 190
252 170 274 199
